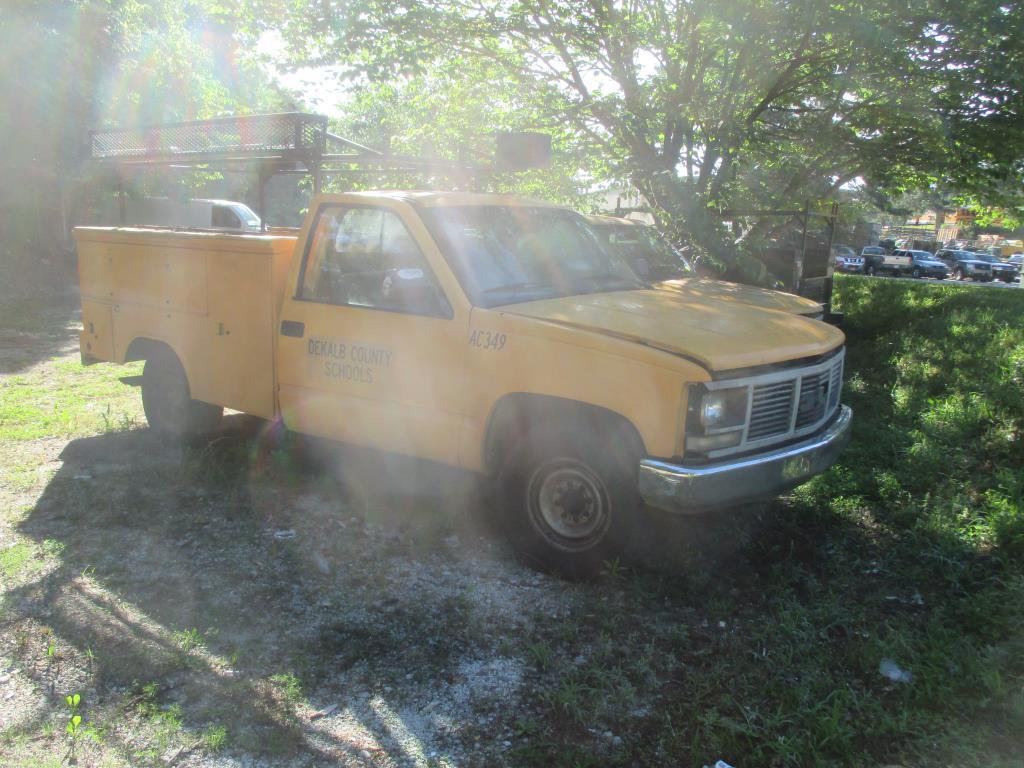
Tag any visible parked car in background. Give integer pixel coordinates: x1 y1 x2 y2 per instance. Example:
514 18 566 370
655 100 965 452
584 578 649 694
970 252 1019 283
833 245 864 273
935 249 994 282
98 197 263 232
907 251 948 279
863 246 912 276
1007 254 1023 280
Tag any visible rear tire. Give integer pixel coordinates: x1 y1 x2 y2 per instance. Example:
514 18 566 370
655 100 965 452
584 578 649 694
954 268 964 280
866 264 876 276
498 426 639 578
911 267 922 279
141 349 223 436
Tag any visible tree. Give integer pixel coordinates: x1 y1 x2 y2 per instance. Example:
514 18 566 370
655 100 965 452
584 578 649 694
323 56 610 206
0 0 285 259
247 0 1022 281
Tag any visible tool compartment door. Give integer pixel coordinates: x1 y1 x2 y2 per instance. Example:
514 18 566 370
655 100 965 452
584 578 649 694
276 198 467 465
202 239 292 419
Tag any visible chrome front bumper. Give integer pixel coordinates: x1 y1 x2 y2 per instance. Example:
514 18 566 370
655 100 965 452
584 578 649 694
638 405 852 513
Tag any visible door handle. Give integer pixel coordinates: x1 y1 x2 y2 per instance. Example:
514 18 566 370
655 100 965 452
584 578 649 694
280 320 305 338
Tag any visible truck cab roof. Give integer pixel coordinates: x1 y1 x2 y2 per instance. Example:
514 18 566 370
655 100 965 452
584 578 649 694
335 190 560 209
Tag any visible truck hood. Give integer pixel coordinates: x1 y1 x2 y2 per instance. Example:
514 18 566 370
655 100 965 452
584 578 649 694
495 289 844 372
653 277 822 315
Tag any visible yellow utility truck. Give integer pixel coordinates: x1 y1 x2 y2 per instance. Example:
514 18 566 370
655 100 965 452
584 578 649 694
75 190 851 573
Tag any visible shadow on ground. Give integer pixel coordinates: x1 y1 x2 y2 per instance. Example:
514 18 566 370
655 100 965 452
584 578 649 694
6 412 773 765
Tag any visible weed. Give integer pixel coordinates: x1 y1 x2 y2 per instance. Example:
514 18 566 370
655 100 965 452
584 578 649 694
600 556 627 581
64 693 84 764
41 538 64 558
84 646 96 678
43 630 62 695
201 723 228 752
172 627 205 654
269 672 305 706
524 639 554 671
546 674 588 724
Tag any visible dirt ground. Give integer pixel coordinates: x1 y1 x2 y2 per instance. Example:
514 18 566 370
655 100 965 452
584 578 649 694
1 289 763 768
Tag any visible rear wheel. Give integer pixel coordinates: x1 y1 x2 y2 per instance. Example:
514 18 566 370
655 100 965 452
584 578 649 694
954 267 965 280
911 267 922 279
141 349 223 436
866 264 877 276
498 426 638 578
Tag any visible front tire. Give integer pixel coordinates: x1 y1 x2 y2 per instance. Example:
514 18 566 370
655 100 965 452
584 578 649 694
954 267 965 280
866 264 877 276
498 428 638 577
141 349 223 436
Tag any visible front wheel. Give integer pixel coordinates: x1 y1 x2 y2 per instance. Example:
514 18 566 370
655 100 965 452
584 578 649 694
865 264 877 276
498 428 638 577
141 349 223 436
953 268 964 280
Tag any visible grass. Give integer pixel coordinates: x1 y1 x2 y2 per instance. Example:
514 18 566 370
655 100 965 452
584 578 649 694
0 359 142 442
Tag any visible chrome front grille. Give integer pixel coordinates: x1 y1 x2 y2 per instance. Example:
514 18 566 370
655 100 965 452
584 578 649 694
795 370 830 429
698 349 845 459
749 381 796 440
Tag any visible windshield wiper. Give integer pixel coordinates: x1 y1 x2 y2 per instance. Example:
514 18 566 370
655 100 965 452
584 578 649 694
481 280 560 295
573 272 643 290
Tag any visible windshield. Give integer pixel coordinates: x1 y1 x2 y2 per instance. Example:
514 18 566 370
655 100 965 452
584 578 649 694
422 206 645 307
972 253 1000 263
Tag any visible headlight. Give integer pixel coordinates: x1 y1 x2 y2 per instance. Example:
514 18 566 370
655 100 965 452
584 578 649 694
698 387 747 429
700 392 727 428
687 385 749 455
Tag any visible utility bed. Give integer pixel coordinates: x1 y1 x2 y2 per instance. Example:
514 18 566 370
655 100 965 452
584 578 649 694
75 226 296 420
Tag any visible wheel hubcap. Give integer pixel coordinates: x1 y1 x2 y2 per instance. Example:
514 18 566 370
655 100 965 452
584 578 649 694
529 461 609 548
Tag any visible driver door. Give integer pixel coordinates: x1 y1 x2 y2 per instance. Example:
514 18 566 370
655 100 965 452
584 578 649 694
277 198 468 465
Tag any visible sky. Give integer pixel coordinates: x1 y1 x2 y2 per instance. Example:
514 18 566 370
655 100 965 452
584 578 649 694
258 30 349 115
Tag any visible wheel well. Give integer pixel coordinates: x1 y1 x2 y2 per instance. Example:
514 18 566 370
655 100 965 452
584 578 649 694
482 393 646 473
124 337 175 364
